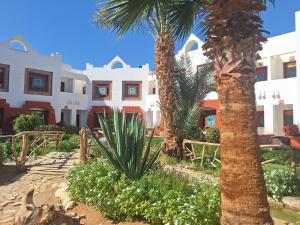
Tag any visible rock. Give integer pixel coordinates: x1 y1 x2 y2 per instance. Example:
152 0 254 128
14 188 84 225
13 202 21 207
282 196 300 210
52 183 59 189
64 201 77 211
14 188 36 225
66 212 77 217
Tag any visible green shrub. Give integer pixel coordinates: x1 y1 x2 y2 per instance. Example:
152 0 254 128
262 150 290 164
198 129 207 142
2 140 22 158
93 109 161 180
205 128 220 143
13 114 43 133
0 145 4 165
35 124 63 131
264 167 300 201
62 125 81 134
67 160 220 224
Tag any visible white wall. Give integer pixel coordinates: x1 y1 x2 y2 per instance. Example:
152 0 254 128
0 36 62 122
86 56 149 112
174 10 300 136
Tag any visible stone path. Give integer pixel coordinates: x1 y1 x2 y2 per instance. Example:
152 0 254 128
0 151 79 224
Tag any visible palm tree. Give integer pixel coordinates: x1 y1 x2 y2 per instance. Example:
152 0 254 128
168 0 274 224
94 1 194 156
174 56 214 142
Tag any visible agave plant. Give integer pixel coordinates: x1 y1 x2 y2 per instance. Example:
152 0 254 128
92 109 161 180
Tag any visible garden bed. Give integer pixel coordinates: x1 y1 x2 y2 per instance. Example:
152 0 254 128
67 159 220 225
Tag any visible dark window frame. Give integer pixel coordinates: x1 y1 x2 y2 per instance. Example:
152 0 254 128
284 61 297 78
24 68 53 96
257 111 265 127
256 66 268 82
92 81 112 100
122 81 142 101
0 64 10 92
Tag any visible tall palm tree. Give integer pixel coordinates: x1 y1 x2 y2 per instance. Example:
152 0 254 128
174 56 215 142
168 0 274 224
94 1 199 155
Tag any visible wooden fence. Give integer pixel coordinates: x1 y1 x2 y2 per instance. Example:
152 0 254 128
2 131 65 168
183 139 299 176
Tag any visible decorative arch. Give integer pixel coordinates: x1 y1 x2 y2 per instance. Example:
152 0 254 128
185 40 199 53
9 39 28 52
111 61 124 69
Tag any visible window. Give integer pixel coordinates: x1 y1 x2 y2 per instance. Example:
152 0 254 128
284 110 293 126
256 66 267 82
92 81 112 100
122 81 142 100
205 115 216 128
0 109 3 129
61 112 64 123
257 111 264 127
25 68 52 96
30 110 48 125
0 64 9 92
76 114 80 127
60 82 65 92
284 61 297 78
82 86 86 95
152 87 156 95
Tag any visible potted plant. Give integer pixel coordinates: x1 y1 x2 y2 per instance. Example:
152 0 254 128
283 124 300 148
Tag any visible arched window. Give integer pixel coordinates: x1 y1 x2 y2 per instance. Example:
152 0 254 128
9 40 27 52
111 61 124 69
185 40 199 53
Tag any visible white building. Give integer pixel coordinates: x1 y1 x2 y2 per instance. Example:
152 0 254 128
173 11 300 138
0 36 150 134
1 10 300 138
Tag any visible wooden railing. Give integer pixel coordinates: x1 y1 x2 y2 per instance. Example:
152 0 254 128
182 139 299 176
9 131 65 168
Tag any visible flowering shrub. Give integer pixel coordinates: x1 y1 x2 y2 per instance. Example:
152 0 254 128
264 167 300 201
67 160 220 224
283 125 300 136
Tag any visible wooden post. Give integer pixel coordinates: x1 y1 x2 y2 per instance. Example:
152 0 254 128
11 136 19 165
20 133 29 166
80 129 88 163
290 147 297 176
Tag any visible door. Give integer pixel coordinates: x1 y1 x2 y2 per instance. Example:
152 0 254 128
76 114 80 128
0 108 3 129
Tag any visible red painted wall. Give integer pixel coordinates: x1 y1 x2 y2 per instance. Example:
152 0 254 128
87 106 112 129
200 100 220 128
0 100 56 134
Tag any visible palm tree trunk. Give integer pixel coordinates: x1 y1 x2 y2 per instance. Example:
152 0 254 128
202 0 274 224
155 32 181 156
217 64 273 224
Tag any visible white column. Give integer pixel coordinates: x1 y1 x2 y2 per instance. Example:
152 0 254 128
264 104 274 135
70 109 77 126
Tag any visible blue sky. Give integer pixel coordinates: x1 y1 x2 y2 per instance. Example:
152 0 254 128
0 0 300 70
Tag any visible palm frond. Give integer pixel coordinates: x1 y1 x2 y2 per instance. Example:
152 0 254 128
174 55 214 140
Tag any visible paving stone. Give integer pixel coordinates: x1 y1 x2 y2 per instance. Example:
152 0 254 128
0 216 14 223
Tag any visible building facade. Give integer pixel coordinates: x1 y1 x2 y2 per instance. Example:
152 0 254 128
0 36 151 134
1 11 300 137
176 11 300 137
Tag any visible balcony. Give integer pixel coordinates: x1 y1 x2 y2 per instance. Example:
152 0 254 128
60 92 88 109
